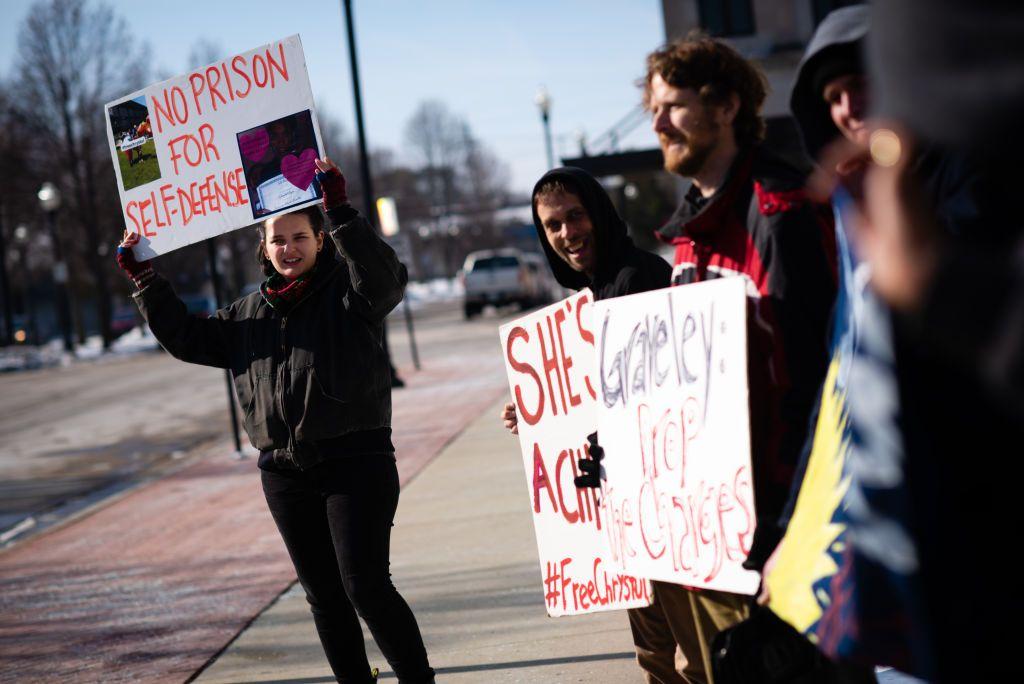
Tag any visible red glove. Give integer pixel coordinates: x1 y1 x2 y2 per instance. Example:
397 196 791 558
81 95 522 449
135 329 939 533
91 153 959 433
116 233 155 289
316 167 349 212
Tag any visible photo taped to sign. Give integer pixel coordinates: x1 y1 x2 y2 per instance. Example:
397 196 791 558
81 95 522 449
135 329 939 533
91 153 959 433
108 96 160 191
237 109 322 218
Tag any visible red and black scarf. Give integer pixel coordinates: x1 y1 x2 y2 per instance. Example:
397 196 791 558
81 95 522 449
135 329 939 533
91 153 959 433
260 264 316 313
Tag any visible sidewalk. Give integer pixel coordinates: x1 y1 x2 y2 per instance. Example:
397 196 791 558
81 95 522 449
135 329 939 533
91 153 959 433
194 394 639 683
0 352 511 684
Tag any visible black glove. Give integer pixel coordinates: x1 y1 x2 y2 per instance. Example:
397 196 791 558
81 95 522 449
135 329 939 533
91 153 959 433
574 431 604 489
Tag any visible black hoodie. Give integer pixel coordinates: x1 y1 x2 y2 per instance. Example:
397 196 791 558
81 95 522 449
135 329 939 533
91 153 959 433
789 4 869 161
531 167 671 301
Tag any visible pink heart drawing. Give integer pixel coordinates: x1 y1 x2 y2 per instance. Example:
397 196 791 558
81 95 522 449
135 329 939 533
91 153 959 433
281 149 318 190
239 128 269 162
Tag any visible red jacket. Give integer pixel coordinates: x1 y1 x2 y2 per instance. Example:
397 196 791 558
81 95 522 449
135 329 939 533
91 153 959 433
658 146 836 567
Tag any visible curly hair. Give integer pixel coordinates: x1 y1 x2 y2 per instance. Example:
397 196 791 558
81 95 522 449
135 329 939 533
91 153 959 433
642 34 768 146
255 205 326 277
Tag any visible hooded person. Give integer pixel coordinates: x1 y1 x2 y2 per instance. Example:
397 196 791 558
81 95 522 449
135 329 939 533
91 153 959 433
790 4 870 162
509 168 744 684
530 166 671 301
758 7 906 681
766 2 1019 680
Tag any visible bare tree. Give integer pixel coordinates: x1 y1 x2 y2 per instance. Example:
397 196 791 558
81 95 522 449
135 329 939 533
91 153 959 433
14 0 150 348
404 100 510 216
186 38 224 72
458 122 510 213
403 100 467 215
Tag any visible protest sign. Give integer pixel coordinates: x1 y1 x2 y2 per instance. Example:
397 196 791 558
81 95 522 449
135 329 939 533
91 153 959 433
104 35 324 259
500 290 652 616
592 277 760 595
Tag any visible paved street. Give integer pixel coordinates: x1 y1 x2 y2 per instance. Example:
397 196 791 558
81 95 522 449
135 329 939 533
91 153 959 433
0 300 513 546
0 346 233 541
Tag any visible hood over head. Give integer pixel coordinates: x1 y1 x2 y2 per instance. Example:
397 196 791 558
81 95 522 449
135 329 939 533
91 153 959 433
790 4 869 160
531 166 632 290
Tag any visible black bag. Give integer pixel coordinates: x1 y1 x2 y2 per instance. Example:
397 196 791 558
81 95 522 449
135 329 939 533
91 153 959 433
711 608 834 683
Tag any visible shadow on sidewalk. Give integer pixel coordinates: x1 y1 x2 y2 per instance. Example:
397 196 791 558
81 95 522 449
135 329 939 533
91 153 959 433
255 651 637 683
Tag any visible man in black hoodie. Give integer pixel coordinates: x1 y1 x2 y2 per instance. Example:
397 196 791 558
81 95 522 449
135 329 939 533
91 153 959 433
505 168 756 684
531 167 670 301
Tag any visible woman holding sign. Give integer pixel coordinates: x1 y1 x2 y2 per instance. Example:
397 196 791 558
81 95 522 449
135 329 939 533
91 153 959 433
116 158 434 684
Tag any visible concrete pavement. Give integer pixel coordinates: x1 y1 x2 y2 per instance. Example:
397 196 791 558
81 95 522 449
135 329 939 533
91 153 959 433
193 394 640 683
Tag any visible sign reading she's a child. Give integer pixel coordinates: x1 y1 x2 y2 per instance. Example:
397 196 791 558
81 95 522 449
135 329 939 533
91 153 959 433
593 277 761 595
104 35 325 258
499 290 652 617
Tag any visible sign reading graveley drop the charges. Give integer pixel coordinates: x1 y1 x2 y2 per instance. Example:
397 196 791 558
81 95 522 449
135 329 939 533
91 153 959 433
499 290 652 616
104 35 324 259
593 277 761 595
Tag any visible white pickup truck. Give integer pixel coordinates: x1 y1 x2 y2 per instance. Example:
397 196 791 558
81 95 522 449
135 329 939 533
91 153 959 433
460 249 558 319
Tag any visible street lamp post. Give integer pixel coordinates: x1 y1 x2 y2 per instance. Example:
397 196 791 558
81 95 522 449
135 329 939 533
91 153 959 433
13 224 38 345
339 0 417 382
0 210 13 346
535 86 555 170
37 182 73 353
575 127 589 157
205 236 244 458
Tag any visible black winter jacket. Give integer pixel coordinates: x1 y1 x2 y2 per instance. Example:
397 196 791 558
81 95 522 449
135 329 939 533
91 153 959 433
134 210 407 470
531 167 671 301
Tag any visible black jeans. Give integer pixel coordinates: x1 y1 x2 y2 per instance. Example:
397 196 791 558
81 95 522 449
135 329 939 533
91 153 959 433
261 455 434 684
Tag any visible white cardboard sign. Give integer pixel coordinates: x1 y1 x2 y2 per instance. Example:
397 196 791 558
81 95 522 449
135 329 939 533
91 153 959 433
499 290 653 616
104 35 324 258
593 278 761 594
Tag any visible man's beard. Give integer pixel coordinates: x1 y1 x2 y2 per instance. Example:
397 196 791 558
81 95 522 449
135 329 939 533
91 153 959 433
660 123 719 177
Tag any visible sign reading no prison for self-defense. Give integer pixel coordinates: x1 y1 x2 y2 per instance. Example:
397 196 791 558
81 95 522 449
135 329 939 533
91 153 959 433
104 35 325 259
500 290 652 617
593 277 761 595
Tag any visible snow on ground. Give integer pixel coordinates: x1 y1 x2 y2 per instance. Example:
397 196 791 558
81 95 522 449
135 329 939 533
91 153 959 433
404 277 463 309
0 326 161 372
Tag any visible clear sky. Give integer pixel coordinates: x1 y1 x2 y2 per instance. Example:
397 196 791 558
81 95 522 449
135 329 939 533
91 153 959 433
0 0 666 195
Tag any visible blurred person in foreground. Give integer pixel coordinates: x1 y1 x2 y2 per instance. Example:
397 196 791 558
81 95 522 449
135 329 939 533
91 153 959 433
765 4 1003 682
637 35 837 682
116 158 433 684
766 1 1024 681
757 5 924 681
840 1 1024 681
